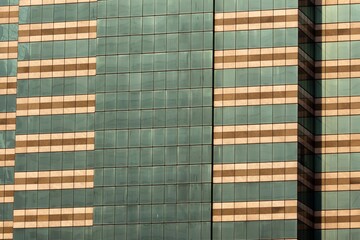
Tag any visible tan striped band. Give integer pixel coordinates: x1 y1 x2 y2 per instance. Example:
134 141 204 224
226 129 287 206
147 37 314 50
0 149 15 167
18 20 97 42
213 200 298 222
0 77 16 95
14 170 94 191
0 221 13 240
315 134 360 154
315 171 360 191
19 0 97 6
315 59 360 79
214 85 298 107
16 94 96 116
0 6 18 24
316 22 360 42
315 209 360 229
213 161 298 183
0 113 16 131
0 185 14 203
17 57 96 79
15 132 95 153
315 0 360 5
213 123 298 145
13 207 93 228
214 47 298 69
0 41 17 59
214 9 298 32
315 96 360 116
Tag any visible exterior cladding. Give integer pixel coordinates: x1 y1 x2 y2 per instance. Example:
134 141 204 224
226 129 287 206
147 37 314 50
0 0 359 240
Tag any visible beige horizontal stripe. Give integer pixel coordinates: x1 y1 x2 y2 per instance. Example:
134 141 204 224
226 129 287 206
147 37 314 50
0 185 14 203
213 161 298 183
214 47 298 69
13 207 93 229
17 57 96 79
0 221 13 239
0 41 18 59
213 200 298 222
214 85 298 107
14 170 94 191
18 20 96 42
0 77 16 95
0 149 15 167
16 132 94 153
315 22 360 42
0 6 18 24
315 134 360 154
315 0 360 5
16 94 95 116
214 9 298 31
214 123 298 145
19 0 97 6
315 96 360 116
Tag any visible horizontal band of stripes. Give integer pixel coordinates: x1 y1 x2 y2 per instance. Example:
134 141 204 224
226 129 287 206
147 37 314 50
18 20 96 42
213 200 298 222
314 209 360 229
214 9 298 32
0 6 18 24
0 41 17 59
214 47 298 69
0 185 13 203
13 207 93 228
0 113 15 131
14 170 94 191
315 171 360 191
213 123 298 145
0 149 15 167
316 22 360 42
19 0 96 6
315 59 360 79
15 132 94 153
17 57 96 80
315 0 360 5
315 134 360 154
16 94 95 116
0 221 12 240
315 96 360 116
0 77 16 95
213 161 298 183
214 85 298 107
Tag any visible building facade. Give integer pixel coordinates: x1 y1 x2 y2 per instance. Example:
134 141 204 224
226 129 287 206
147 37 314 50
0 0 359 239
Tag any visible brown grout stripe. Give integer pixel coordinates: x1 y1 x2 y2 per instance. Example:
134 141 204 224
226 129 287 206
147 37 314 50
214 85 298 107
314 209 360 229
18 21 96 42
213 200 298 222
0 77 16 95
315 96 360 116
213 123 298 145
19 0 97 6
214 47 298 69
14 170 94 191
0 221 13 240
214 9 298 31
16 132 95 153
13 207 93 228
17 58 96 79
16 94 96 116
0 149 15 167
0 6 18 24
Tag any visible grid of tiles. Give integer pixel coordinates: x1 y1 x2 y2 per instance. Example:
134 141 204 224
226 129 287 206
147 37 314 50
212 0 307 239
314 1 360 239
12 0 97 239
